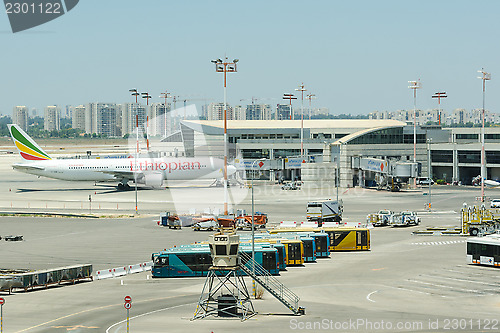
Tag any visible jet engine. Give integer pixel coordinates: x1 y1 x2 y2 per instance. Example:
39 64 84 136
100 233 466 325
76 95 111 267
139 173 164 187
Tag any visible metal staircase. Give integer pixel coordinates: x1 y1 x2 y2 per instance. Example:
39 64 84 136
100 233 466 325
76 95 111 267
239 251 304 315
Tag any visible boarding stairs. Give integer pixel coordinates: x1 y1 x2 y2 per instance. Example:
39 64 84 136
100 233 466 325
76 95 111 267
238 251 303 315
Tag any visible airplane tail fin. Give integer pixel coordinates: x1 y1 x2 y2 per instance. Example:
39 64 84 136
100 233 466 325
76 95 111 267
8 124 52 161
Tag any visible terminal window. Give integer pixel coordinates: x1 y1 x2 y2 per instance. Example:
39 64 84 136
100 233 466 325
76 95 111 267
431 150 453 163
456 134 479 140
458 150 480 163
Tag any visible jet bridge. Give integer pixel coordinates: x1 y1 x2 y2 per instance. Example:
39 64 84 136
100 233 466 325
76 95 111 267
353 157 419 191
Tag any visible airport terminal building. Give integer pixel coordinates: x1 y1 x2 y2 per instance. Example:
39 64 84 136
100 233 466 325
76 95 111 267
178 119 500 187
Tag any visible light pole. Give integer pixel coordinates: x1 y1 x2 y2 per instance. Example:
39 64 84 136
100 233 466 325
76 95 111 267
141 92 152 106
142 93 152 152
408 80 422 187
305 93 316 120
160 91 171 137
295 83 307 157
134 113 139 214
478 69 491 203
432 92 447 126
211 56 239 216
427 138 432 211
251 157 265 297
129 89 139 214
282 93 297 120
129 89 139 103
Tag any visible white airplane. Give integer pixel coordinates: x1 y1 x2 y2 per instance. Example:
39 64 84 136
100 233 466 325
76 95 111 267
8 124 236 190
472 175 500 188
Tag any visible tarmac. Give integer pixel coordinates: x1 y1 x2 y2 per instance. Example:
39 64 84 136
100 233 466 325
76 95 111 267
0 151 498 332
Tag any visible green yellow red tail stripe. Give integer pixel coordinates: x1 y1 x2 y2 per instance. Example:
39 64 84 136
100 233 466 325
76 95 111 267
8 124 51 161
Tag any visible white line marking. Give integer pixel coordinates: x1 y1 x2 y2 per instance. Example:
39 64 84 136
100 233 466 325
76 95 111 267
420 274 500 287
106 302 195 333
366 290 378 303
409 279 481 293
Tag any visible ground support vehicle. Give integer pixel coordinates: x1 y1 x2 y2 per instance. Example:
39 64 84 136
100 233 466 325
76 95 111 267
307 200 343 226
389 211 420 227
270 227 370 252
491 199 500 208
281 181 301 190
367 210 393 226
461 205 500 236
321 227 370 251
467 233 500 267
192 218 218 231
151 244 279 278
235 213 268 230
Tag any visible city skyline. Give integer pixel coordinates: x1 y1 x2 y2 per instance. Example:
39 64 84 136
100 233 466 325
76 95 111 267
1 1 499 116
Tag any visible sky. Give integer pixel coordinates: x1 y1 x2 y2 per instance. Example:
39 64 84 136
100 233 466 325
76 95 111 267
1 0 499 117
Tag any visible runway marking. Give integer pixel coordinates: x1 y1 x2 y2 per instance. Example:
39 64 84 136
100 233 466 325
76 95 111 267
411 240 465 246
408 279 481 293
52 325 99 331
420 274 500 287
366 290 378 302
371 268 386 271
105 302 195 333
395 286 434 296
14 294 191 333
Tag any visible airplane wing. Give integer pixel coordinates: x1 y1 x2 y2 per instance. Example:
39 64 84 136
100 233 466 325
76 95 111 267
98 170 142 181
12 164 45 171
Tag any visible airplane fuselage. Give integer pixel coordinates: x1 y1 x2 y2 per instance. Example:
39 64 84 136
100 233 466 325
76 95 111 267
13 157 226 182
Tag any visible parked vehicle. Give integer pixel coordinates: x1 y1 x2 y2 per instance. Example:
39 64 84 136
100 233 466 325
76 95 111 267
235 214 268 230
389 211 420 227
367 210 392 226
491 199 500 208
192 218 218 231
281 181 301 190
306 200 343 225
417 178 434 185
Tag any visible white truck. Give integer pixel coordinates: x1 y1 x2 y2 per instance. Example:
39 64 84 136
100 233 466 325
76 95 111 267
367 209 393 226
306 200 343 226
389 211 420 227
192 218 218 231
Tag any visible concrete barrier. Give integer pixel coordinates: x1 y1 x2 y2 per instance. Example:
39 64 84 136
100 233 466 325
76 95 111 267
142 261 153 271
299 221 319 228
280 221 298 228
96 269 113 280
343 222 367 228
127 264 143 274
96 261 154 280
112 267 127 278
322 222 342 227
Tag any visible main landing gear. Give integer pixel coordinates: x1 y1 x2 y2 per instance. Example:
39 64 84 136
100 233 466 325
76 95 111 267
117 183 131 191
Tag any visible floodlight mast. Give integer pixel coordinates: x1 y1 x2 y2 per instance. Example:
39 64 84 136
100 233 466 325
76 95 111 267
129 89 139 103
431 92 447 126
211 56 239 215
305 93 316 120
408 80 422 188
478 69 491 203
129 88 140 214
282 93 297 120
160 91 172 137
295 83 307 157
